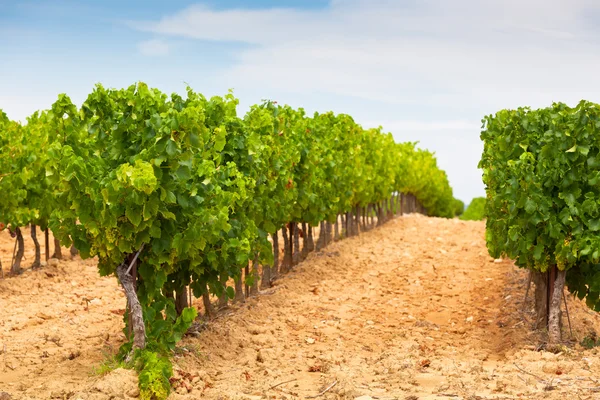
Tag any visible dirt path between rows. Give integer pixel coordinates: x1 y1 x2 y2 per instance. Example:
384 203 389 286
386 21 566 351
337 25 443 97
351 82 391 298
2 215 600 400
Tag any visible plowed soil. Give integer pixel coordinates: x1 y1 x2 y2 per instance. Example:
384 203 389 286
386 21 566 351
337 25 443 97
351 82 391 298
2 215 600 400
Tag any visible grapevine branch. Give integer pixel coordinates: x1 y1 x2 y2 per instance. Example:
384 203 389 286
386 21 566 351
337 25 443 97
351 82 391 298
124 244 144 276
10 238 17 270
563 288 573 339
522 270 532 314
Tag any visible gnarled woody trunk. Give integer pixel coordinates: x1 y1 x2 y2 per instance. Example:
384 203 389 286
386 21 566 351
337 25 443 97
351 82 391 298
218 291 229 309
316 221 325 251
175 287 188 316
249 254 259 296
532 267 566 344
44 228 50 262
301 222 309 258
548 269 566 344
271 231 280 279
292 223 300 265
533 270 548 330
11 227 24 274
52 237 62 259
31 225 41 269
202 287 215 317
281 225 292 272
116 262 146 351
234 273 245 303
260 254 272 290
306 225 315 252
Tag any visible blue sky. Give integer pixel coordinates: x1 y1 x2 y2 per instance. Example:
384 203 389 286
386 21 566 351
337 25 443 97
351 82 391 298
3 0 600 203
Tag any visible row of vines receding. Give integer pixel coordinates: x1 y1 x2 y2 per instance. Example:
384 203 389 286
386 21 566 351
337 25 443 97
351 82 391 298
0 82 459 399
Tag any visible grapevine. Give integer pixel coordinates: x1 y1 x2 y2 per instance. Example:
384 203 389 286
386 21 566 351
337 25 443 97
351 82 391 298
0 82 460 398
481 100 600 344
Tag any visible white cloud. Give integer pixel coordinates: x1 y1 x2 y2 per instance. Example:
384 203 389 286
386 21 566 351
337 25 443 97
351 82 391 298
126 0 600 201
138 39 170 56
131 0 600 108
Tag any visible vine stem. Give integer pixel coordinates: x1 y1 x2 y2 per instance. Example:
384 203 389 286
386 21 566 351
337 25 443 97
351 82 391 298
10 237 17 270
563 288 573 339
522 270 532 314
124 244 144 276
116 260 146 354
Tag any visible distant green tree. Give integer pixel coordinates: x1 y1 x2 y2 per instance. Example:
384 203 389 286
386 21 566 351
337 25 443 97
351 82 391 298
453 199 465 217
460 197 485 221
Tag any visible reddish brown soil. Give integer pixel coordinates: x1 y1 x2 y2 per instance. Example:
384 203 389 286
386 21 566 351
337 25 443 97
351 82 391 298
1 215 600 400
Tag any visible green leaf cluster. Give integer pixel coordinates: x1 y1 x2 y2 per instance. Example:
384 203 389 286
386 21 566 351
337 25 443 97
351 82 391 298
460 197 485 221
135 349 172 400
453 198 465 217
480 100 600 310
397 142 457 218
0 112 47 228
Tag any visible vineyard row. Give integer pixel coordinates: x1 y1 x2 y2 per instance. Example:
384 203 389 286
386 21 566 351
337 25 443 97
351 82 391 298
0 82 459 398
